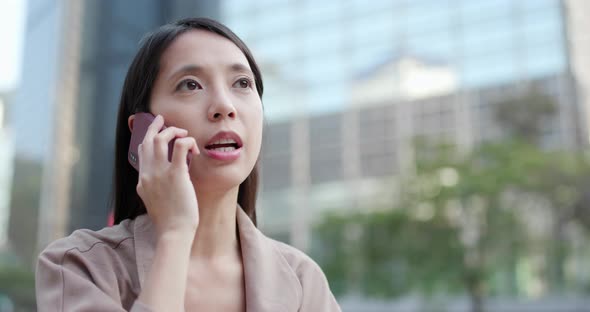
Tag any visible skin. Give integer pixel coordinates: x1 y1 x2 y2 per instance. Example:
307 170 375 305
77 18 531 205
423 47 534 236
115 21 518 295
127 29 263 311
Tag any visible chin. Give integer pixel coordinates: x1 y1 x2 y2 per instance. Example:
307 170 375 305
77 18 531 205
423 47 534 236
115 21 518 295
191 166 251 192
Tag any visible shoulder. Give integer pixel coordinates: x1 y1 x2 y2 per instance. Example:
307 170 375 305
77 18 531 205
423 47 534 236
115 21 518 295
35 219 144 311
264 237 342 311
39 218 136 262
37 218 138 280
266 238 326 279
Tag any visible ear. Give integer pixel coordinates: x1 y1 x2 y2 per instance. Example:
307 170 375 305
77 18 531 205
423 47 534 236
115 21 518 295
128 115 135 132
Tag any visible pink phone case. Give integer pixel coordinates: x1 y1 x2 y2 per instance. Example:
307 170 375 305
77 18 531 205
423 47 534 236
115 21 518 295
128 112 191 171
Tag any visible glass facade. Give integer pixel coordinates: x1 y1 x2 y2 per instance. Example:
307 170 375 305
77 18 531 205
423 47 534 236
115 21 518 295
68 0 221 231
223 0 567 121
221 0 580 249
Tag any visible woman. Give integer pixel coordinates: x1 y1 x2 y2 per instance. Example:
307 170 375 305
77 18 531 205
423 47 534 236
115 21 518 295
35 17 341 312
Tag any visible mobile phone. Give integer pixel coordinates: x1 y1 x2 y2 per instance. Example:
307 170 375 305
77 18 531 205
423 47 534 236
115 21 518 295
128 112 191 171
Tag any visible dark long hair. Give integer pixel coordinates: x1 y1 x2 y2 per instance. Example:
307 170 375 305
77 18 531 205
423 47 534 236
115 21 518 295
111 17 263 226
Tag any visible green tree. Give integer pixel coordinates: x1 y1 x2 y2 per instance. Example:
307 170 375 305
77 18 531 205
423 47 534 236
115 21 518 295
8 157 42 264
313 89 590 312
493 88 557 144
315 140 590 311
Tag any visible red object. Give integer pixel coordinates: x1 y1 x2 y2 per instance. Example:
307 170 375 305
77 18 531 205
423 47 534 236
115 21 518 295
107 211 114 227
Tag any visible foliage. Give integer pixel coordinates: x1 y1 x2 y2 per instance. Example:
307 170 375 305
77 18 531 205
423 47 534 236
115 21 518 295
0 265 36 311
312 90 590 311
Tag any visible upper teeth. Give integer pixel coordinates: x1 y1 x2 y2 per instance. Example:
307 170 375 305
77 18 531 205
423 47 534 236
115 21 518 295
211 138 237 145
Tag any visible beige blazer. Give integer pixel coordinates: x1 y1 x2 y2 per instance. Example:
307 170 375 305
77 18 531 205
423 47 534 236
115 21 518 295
35 207 341 312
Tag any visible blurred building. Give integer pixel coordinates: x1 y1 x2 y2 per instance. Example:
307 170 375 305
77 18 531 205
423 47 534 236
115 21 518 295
16 0 590 256
351 55 459 105
0 93 15 251
67 0 220 238
10 0 72 262
13 0 220 254
564 0 590 143
221 0 588 251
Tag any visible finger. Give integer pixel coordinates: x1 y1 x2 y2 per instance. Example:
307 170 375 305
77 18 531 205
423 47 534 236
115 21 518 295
191 138 200 155
137 143 145 172
143 114 165 147
153 127 189 160
171 137 197 168
136 180 143 197
138 142 156 174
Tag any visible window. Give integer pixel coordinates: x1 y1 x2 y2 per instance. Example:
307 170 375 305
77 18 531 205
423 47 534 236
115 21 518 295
524 42 565 79
460 0 514 26
462 17 515 58
461 51 517 88
407 29 455 61
303 23 345 58
310 114 343 184
405 0 454 36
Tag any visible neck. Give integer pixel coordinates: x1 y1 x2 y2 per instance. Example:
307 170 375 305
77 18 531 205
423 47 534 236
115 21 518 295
190 185 240 261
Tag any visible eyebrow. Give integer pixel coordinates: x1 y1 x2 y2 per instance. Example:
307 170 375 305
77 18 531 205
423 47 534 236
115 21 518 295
167 63 254 80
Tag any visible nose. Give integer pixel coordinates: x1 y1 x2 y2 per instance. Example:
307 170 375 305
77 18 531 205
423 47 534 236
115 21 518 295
207 89 236 122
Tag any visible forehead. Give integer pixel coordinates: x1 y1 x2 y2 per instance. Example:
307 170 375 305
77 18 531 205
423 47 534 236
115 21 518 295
159 29 251 74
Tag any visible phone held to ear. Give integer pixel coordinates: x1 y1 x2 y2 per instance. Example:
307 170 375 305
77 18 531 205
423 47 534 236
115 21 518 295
128 112 192 171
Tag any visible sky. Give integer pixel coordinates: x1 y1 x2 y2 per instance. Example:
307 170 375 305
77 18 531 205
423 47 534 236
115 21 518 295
0 0 26 92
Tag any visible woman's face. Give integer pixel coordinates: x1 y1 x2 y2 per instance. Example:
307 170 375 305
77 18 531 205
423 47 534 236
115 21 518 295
148 29 263 192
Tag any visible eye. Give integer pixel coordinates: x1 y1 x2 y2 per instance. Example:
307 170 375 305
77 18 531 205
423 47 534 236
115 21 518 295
176 79 201 92
233 77 253 89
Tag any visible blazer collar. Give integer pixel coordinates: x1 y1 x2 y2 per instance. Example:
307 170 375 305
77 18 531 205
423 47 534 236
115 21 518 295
133 207 301 312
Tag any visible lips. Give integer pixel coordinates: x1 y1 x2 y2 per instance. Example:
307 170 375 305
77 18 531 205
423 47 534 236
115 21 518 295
205 131 243 149
203 131 243 161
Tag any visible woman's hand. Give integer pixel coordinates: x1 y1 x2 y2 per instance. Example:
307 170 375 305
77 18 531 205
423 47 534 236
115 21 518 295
136 114 200 237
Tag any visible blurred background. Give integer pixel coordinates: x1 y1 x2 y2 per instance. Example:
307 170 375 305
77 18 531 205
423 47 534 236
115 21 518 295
1 0 590 311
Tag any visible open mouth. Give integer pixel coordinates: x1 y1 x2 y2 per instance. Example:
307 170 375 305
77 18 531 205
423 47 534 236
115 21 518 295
204 138 242 152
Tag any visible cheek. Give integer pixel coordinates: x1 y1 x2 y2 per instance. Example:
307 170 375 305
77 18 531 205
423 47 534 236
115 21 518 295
245 106 263 156
149 87 178 113
152 100 207 130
